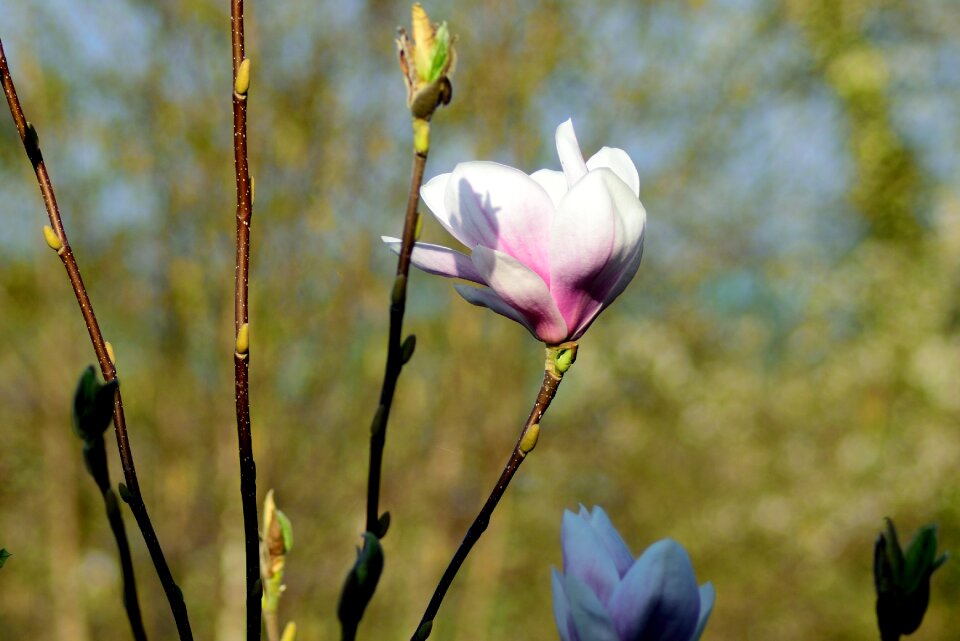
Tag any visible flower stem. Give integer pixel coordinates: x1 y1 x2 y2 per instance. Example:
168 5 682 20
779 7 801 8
366 145 428 534
0 36 193 641
411 343 576 639
229 2 262 639
103 487 149 641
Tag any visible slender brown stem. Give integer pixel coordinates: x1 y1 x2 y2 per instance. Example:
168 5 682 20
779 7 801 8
411 345 573 639
229 2 261 639
366 150 428 533
0 36 193 641
103 487 149 641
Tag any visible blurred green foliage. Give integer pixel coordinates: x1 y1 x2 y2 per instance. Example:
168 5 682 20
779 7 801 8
1 0 958 639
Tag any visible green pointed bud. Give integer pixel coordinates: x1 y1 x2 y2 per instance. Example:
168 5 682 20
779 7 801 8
276 510 294 553
280 622 296 641
426 23 451 84
118 482 134 504
554 345 577 375
401 334 417 365
874 518 948 639
72 366 119 443
337 533 384 632
0 549 11 568
415 619 433 640
376 512 391 538
24 121 41 166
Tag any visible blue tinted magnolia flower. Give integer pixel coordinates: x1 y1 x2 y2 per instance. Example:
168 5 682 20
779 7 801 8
552 507 714 641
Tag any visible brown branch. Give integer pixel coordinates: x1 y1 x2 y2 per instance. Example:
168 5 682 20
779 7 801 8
411 344 576 639
366 149 428 534
0 36 193 640
229 2 262 639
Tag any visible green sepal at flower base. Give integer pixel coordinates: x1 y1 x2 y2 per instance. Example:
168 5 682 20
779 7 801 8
0 549 10 568
874 518 949 640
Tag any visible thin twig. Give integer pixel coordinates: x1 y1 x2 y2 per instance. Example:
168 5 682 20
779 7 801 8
0 36 193 641
103 487 149 641
229 2 262 639
411 347 572 639
366 150 428 533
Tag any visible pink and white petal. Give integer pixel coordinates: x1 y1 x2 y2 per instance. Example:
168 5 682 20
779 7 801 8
586 146 640 197
420 172 475 247
471 246 568 343
381 236 484 284
573 172 646 329
548 169 619 331
559 170 647 339
445 161 555 283
530 168 568 208
556 119 588 187
453 283 537 336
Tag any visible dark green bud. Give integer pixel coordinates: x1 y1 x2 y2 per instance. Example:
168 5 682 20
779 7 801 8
415 620 433 640
72 366 118 443
0 549 10 568
874 518 948 639
376 512 391 538
401 334 417 365
337 533 384 632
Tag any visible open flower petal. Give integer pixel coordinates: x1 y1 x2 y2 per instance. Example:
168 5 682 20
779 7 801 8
420 172 472 246
556 119 588 186
587 146 641 197
562 510 621 605
471 246 567 343
443 162 555 283
609 539 701 641
531 168 568 208
566 171 647 339
382 237 484 283
453 283 534 334
548 169 619 332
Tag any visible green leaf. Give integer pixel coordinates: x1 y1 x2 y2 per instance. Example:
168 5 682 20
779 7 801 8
903 524 940 593
427 23 450 83
72 366 118 443
276 509 294 553
0 549 10 568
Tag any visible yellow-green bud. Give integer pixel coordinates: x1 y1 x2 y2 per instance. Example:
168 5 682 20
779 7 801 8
235 323 250 355
42 225 62 252
235 58 251 96
519 423 540 455
280 622 297 641
105 341 117 366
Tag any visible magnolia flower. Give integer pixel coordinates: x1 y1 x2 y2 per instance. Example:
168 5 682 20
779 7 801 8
552 506 714 641
383 120 646 344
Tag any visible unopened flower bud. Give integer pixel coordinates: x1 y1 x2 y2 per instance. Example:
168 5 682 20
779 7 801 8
235 58 251 96
397 4 455 120
42 225 62 252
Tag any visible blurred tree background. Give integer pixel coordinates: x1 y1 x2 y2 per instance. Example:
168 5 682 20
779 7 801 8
1 0 958 639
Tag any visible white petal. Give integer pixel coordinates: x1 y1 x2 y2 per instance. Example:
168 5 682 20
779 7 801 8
530 168 568 208
587 146 640 197
420 172 475 247
453 283 535 335
564 574 620 641
381 236 484 283
471 246 568 343
444 162 554 283
556 119 588 186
